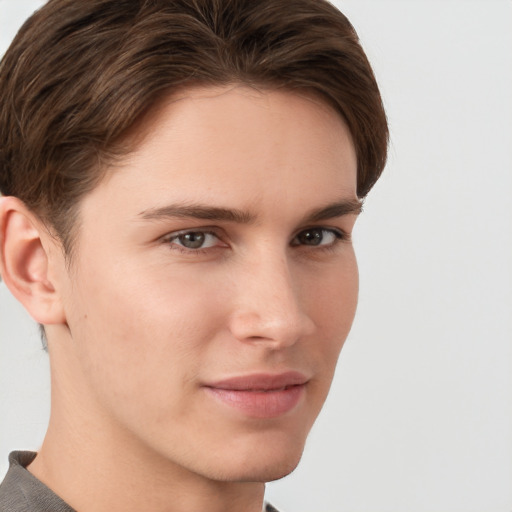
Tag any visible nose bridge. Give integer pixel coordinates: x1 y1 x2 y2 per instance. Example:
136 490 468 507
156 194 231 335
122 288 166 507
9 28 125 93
229 248 314 346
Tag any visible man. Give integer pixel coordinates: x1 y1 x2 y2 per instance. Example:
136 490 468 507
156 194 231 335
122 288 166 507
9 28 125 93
0 0 388 511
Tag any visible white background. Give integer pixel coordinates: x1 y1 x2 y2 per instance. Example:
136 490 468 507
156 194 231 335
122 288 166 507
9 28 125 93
1 1 511 511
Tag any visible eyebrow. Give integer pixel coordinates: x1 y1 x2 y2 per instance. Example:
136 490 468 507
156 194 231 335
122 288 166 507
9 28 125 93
303 198 363 222
138 198 362 224
138 204 255 223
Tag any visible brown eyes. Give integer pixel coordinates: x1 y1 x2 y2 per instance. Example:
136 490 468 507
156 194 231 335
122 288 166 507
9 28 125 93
166 227 344 252
176 232 209 249
291 228 342 247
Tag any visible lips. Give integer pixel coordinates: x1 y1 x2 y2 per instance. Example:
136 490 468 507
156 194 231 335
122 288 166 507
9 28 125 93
204 372 308 418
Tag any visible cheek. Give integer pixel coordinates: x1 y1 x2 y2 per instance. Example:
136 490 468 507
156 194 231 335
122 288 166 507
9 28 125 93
302 253 359 379
67 260 227 414
306 253 359 336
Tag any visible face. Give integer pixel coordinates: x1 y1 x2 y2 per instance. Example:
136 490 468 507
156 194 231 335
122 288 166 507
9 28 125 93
52 86 359 483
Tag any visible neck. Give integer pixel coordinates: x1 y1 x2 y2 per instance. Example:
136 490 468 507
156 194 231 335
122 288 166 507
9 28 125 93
30 413 265 512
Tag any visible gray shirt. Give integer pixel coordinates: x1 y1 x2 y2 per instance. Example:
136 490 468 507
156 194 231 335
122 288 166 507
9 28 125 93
0 451 281 512
0 452 73 512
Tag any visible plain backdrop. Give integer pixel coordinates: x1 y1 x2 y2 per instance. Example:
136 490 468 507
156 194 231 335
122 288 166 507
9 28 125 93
1 1 511 511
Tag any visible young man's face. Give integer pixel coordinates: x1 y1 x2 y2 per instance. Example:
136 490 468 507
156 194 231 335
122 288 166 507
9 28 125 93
49 86 359 483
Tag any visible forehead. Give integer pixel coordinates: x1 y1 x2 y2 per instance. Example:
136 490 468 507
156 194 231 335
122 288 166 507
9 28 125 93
123 84 353 160
82 85 357 222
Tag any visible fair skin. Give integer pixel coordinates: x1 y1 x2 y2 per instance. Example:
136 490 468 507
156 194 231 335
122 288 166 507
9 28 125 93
0 86 359 512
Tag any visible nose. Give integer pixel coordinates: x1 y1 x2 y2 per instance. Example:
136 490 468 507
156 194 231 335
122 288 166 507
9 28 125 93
227 254 315 348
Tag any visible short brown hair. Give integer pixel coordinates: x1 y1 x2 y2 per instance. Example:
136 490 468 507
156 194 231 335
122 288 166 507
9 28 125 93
0 0 388 252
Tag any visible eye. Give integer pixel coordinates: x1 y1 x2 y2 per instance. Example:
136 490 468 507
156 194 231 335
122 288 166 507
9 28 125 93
166 231 221 251
292 227 343 247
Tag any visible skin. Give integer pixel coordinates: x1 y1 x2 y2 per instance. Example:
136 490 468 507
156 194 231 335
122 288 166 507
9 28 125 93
0 85 359 512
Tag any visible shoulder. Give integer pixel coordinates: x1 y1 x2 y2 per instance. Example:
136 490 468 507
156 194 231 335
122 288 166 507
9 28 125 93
0 452 74 512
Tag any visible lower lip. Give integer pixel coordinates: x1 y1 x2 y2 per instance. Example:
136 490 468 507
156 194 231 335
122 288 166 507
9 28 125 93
205 384 305 419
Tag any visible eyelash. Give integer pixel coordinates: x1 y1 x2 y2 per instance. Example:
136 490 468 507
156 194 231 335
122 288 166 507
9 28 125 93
163 227 348 256
290 227 346 249
162 230 223 255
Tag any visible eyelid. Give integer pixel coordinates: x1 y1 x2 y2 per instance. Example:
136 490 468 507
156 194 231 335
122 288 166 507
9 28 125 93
291 226 349 246
162 226 223 241
159 225 350 256
161 227 229 255
292 226 350 240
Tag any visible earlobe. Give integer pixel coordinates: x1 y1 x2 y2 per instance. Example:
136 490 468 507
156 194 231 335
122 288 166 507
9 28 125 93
0 196 66 325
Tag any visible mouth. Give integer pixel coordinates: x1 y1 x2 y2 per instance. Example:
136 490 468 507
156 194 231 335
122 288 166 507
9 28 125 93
203 371 308 419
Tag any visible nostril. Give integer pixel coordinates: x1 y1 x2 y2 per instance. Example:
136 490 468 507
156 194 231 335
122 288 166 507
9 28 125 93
228 307 314 348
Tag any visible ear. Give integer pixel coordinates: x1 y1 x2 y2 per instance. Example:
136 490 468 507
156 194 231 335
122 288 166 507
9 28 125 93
0 196 66 325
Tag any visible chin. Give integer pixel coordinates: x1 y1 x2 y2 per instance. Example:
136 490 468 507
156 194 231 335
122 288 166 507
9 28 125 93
203 435 307 483
252 456 303 483
211 456 303 483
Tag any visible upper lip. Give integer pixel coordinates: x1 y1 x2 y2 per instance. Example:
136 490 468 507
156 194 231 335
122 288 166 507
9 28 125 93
204 371 309 391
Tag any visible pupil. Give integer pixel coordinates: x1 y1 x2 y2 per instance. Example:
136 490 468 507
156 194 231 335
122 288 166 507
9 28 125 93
300 229 322 245
179 232 205 249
